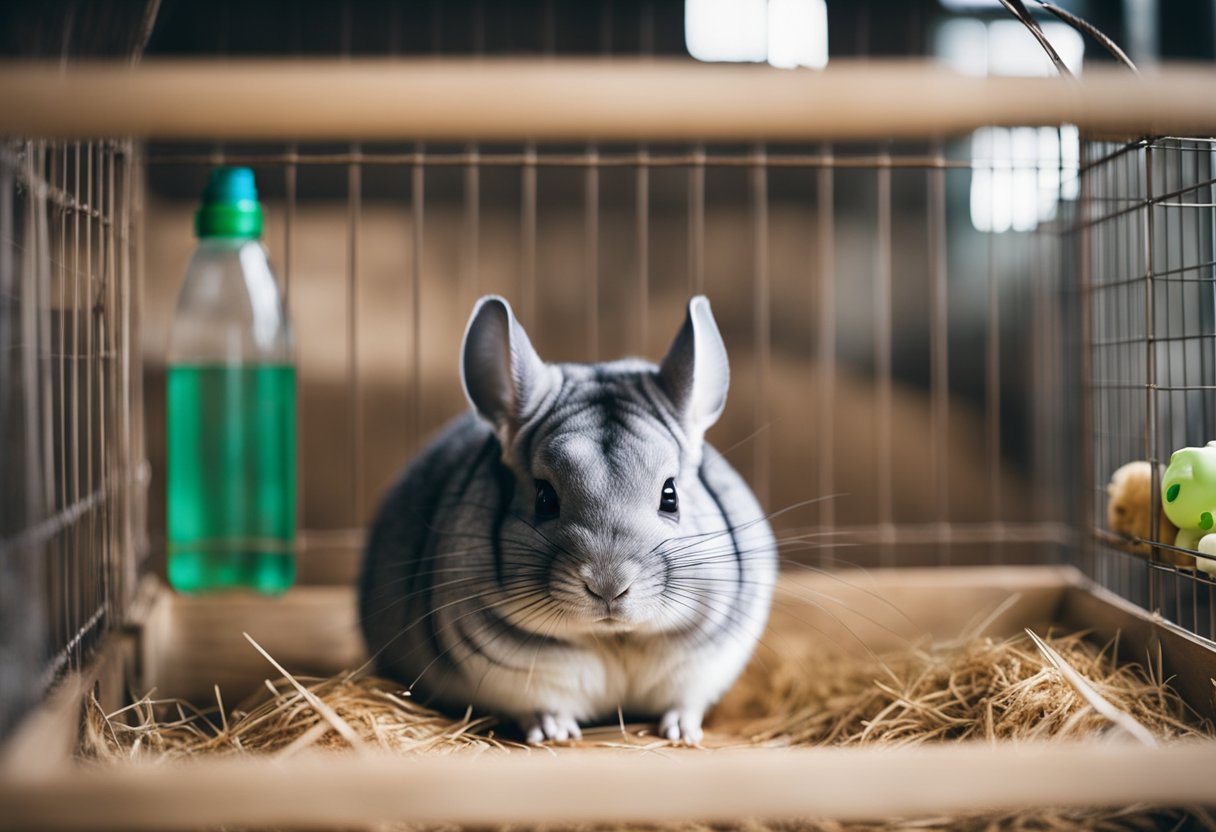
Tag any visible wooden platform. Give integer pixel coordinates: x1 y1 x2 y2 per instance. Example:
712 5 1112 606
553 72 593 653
2 566 1214 829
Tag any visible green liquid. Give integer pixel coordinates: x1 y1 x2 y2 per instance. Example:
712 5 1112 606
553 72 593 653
167 364 297 594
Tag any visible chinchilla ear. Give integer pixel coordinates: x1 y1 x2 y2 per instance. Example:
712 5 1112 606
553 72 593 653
658 296 729 440
461 295 554 441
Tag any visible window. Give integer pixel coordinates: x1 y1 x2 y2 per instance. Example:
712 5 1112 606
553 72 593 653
937 18 1084 232
686 0 828 69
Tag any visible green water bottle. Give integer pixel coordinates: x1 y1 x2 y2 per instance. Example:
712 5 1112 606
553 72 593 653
166 167 296 594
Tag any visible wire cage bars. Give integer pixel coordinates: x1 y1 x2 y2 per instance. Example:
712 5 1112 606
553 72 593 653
138 138 1074 586
0 139 147 738
1083 136 1216 641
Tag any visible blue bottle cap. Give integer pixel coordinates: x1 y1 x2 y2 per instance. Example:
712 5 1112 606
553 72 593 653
195 167 264 239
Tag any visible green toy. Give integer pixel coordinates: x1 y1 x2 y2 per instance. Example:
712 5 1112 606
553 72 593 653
1161 441 1216 575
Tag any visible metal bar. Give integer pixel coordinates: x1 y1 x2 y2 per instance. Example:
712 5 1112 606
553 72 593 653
55 143 69 643
283 146 297 303
875 154 894 566
928 142 950 561
70 142 79 513
284 148 302 543
34 603 105 692
347 150 362 525
817 145 836 559
117 142 135 606
520 143 537 326
103 144 117 616
688 144 705 295
585 145 599 361
131 143 147 577
37 142 55 545
635 146 649 353
986 146 1002 564
411 147 425 456
19 145 41 534
462 142 480 304
1071 173 1216 231
1091 269 1216 290
57 143 67 518
1145 143 1159 613
71 142 83 664
146 150 976 169
751 143 770 509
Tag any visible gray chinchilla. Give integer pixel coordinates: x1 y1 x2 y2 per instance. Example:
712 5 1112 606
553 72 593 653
360 295 776 744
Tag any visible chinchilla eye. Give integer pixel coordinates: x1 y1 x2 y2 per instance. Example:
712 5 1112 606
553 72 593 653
535 479 560 520
659 478 679 514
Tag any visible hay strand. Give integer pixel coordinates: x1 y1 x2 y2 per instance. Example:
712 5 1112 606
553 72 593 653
241 631 366 753
1024 628 1158 748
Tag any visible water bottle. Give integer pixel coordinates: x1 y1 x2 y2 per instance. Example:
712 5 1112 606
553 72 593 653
166 167 296 594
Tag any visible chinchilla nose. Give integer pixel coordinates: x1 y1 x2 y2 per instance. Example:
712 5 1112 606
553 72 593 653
581 561 639 605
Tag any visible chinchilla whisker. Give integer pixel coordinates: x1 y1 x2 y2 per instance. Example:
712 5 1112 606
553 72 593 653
468 607 566 702
775 559 923 631
356 584 552 674
653 512 838 562
662 541 841 571
712 421 775 459
666 582 893 668
507 513 579 559
418 596 563 695
667 550 920 637
385 561 547 579
656 588 792 668
361 560 551 594
667 535 855 562
668 575 923 648
406 592 557 689
358 573 548 618
522 607 571 695
692 494 844 525
655 588 809 674
420 529 563 551
661 523 851 561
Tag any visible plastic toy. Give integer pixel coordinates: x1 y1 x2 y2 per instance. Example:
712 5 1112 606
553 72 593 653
1161 441 1216 576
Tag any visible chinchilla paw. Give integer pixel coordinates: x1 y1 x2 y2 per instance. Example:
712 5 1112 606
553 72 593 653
659 707 704 745
522 712 583 744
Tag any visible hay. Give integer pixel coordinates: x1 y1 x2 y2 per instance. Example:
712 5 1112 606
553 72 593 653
83 627 1213 757
712 628 1209 748
82 672 521 761
79 628 1215 830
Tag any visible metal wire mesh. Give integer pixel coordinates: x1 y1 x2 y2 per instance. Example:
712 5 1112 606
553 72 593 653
0 139 147 738
1083 136 1216 641
140 138 1074 586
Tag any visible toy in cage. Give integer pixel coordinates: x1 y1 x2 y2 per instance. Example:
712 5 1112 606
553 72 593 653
1105 461 1186 566
1162 441 1216 577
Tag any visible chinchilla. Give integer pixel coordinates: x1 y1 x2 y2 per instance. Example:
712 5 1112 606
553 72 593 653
360 294 776 743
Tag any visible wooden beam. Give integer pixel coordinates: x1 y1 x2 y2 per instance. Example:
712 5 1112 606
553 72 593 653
0 59 1213 141
3 742 1215 830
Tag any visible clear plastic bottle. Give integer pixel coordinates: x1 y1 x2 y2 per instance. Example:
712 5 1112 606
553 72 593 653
166 167 296 594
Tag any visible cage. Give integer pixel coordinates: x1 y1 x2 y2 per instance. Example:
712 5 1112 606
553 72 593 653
2 1 1216 828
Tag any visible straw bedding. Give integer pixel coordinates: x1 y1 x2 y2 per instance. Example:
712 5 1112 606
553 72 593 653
81 624 1215 830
